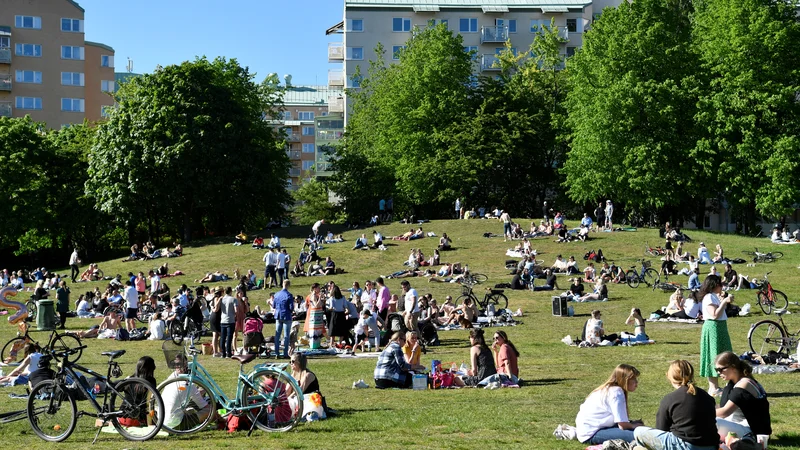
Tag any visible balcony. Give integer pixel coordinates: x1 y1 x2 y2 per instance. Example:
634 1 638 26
287 150 301 160
289 168 302 177
481 54 501 72
0 48 10 64
328 42 344 62
0 101 10 117
0 74 10 91
558 27 569 40
286 134 300 142
480 26 508 44
328 70 344 87
328 96 344 113
316 129 344 141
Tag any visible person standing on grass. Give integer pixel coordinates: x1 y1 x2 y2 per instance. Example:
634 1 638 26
216 287 238 359
69 248 81 283
499 210 512 241
312 219 325 239
123 280 139 332
273 280 294 359
56 280 70 330
263 248 277 289
604 200 614 230
276 246 287 286
594 202 605 232
455 198 461 219
400 280 420 335
698 275 733 394
376 277 391 323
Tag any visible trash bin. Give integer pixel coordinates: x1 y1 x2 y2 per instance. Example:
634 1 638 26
36 300 56 331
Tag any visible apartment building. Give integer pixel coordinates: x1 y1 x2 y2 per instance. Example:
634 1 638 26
327 0 623 123
0 0 116 128
280 85 344 188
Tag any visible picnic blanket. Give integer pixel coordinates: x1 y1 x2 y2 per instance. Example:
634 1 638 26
561 335 655 347
337 352 381 359
752 364 799 374
296 348 339 357
649 317 703 324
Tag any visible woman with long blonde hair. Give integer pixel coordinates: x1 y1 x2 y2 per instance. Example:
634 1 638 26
633 360 718 449
575 364 642 444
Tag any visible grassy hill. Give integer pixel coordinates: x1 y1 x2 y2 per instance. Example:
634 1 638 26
2 219 799 449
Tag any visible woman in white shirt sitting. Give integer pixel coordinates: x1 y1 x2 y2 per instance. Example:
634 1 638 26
575 364 643 444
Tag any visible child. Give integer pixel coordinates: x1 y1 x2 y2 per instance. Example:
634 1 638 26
0 343 41 386
355 309 381 352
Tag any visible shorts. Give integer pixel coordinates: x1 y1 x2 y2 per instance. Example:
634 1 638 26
127 308 138 319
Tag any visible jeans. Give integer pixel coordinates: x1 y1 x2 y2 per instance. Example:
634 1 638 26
634 426 717 450
276 268 285 286
503 223 511 236
587 426 635 444
70 264 79 282
220 323 234 357
275 319 292 357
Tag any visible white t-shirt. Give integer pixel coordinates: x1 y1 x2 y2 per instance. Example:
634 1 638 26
77 299 91 314
124 286 138 309
162 371 209 428
69 250 79 265
277 252 287 269
374 233 383 243
361 289 376 311
702 293 727 321
404 288 419 314
575 386 629 443
683 297 701 318
150 275 160 293
312 220 323 233
148 319 165 340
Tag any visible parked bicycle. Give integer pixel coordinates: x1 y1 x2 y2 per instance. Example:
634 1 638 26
742 248 784 264
625 259 658 288
747 309 798 357
156 339 303 435
1 322 82 364
752 272 788 314
27 346 164 443
456 282 508 311
461 272 488 285
644 242 667 257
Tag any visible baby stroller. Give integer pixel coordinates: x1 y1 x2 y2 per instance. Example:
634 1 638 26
242 312 268 356
381 313 407 346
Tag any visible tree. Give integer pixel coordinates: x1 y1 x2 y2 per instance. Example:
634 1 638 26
86 57 291 242
291 179 345 225
564 0 709 224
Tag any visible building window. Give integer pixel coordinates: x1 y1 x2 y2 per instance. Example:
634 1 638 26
15 97 42 110
302 126 314 136
61 98 85 112
101 105 113 118
392 18 411 32
61 46 84 60
302 160 315 171
302 143 315 153
15 16 42 29
346 47 363 60
392 45 406 60
566 46 576 57
566 19 577 33
347 19 363 32
459 18 478 33
427 19 448 30
509 19 517 33
282 111 291 120
61 72 84 86
298 111 315 121
349 75 363 88
463 46 478 61
101 55 114 67
15 43 42 57
15 70 42 84
321 111 329 116
0 37 9 48
101 80 115 92
61 18 84 32
530 20 547 33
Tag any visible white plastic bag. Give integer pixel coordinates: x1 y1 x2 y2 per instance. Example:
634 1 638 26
302 393 326 420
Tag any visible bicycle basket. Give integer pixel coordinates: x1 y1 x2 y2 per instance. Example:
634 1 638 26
162 340 189 371
642 260 651 268
461 285 473 296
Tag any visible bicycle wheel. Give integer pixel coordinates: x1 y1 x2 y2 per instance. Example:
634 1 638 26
137 303 153 324
49 334 82 364
769 251 784 260
27 380 77 442
170 321 184 345
769 290 789 313
1 337 28 363
643 268 659 287
487 293 508 310
156 377 216 435
748 320 788 355
185 319 201 343
762 255 775 264
108 377 165 441
243 368 303 432
625 270 640 288
26 301 37 321
469 273 488 284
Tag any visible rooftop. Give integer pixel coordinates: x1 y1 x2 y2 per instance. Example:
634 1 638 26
284 85 345 106
85 41 114 52
345 0 590 7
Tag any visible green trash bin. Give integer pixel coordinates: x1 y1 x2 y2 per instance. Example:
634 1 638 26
36 300 56 331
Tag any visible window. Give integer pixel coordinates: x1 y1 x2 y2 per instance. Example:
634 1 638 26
15 43 42 57
61 46 84 60
346 47 363 60
459 18 478 33
302 143 315 153
347 19 363 32
101 55 114 67
15 70 42 84
531 20 548 33
349 75 363 88
427 19 448 30
298 111 315 121
392 45 406 60
463 46 478 61
282 111 291 120
61 18 84 32
61 98 85 112
15 16 41 29
509 19 517 33
321 111 329 116
0 36 9 48
61 72 84 86
566 47 576 57
392 18 411 32
566 19 577 33
101 80 115 92
302 126 314 136
302 160 315 171
15 97 42 110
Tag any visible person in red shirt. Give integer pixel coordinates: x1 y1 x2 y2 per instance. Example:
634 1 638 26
492 330 520 379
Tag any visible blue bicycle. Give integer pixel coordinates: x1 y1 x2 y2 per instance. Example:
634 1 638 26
625 259 658 288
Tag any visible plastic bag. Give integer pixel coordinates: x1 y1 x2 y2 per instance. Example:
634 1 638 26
303 393 326 420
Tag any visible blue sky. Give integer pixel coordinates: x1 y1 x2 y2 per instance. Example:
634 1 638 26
77 0 343 86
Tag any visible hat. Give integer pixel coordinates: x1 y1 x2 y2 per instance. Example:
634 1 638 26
699 242 704 246
214 285 223 293
606 200 611 203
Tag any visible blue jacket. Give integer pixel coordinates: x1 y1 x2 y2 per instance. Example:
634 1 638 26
273 288 294 321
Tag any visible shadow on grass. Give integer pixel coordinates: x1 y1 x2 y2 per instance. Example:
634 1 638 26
662 341 692 345
521 378 575 387
768 392 800 399
773 433 800 448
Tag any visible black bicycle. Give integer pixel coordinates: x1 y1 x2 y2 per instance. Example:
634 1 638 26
27 346 164 443
1 322 82 365
456 282 508 311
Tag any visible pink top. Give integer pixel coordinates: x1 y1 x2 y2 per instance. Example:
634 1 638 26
496 344 519 377
135 276 146 293
377 285 391 311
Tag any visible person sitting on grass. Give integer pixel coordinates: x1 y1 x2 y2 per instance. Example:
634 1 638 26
353 234 368 250
372 230 384 248
374 331 426 389
660 254 678 278
268 234 281 249
575 364 643 444
323 257 336 276
583 263 597 283
392 229 415 241
234 231 247 246
444 297 478 326
162 353 212 430
620 308 648 344
0 343 41 386
564 278 585 301
402 331 422 367
307 262 325 277
252 236 265 249
454 329 497 387
438 233 452 251
147 312 166 340
290 353 334 415
492 330 520 381
714 352 772 444
579 278 608 302
551 255 568 273
723 264 738 290
195 271 228 283
164 297 185 331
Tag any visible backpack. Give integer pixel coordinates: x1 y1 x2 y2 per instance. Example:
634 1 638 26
225 413 251 433
115 328 130 341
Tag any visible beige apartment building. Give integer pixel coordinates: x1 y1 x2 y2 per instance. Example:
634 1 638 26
327 0 623 122
0 0 116 128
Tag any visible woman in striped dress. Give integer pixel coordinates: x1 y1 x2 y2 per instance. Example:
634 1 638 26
304 283 326 347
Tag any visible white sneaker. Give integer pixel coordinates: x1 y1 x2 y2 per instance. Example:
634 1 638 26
352 379 369 389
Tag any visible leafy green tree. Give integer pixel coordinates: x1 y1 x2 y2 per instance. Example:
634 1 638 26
86 57 291 242
291 179 345 225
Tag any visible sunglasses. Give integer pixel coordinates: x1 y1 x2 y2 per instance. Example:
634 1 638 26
493 336 501 340
715 366 728 374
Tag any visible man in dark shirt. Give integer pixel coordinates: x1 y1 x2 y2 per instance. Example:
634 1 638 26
660 255 678 277
533 269 559 291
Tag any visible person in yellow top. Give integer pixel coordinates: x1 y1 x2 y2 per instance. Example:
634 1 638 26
402 331 422 366
234 230 247 246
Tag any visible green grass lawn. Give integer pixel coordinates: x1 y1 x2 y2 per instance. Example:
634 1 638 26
2 219 799 449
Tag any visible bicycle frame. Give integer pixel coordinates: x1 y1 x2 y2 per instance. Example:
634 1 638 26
54 358 124 419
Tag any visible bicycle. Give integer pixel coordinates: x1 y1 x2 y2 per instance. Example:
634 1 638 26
752 272 788 315
27 346 165 443
461 272 488 285
156 339 303 435
747 309 798 357
742 248 784 264
169 313 204 345
456 282 508 311
644 242 667 257
651 276 688 293
625 259 658 288
1 321 82 364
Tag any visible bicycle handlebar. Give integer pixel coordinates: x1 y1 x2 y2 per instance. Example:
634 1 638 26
47 344 87 358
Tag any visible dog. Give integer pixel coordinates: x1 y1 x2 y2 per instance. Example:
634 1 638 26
458 317 473 329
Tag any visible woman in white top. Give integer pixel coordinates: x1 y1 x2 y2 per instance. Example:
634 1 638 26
576 364 642 444
698 275 733 394
148 312 166 340
0 343 41 385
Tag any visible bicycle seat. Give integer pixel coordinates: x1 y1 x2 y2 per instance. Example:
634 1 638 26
774 309 788 316
101 350 126 359
231 353 257 365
